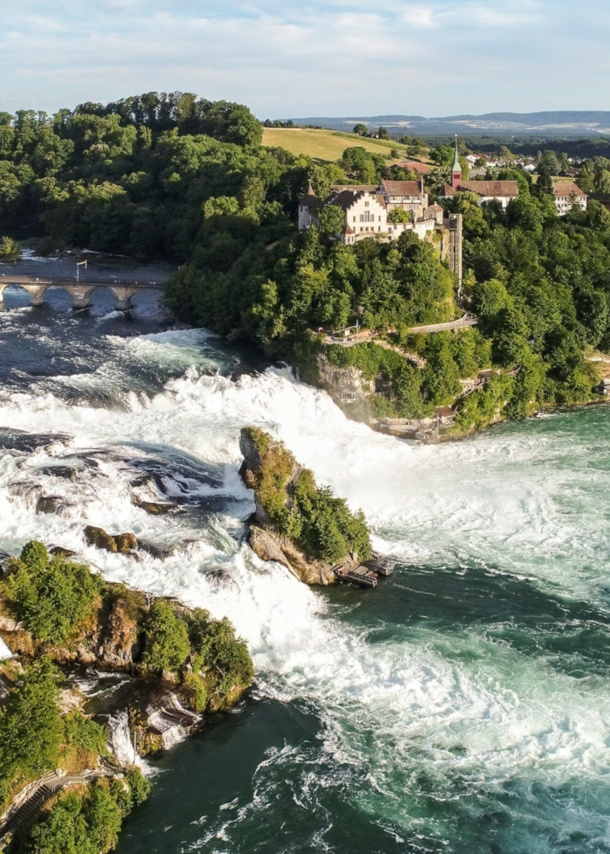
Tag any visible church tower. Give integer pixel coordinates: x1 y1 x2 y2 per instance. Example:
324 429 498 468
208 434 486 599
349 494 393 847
451 135 462 189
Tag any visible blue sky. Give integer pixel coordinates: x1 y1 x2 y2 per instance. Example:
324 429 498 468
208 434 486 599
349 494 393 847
0 0 608 117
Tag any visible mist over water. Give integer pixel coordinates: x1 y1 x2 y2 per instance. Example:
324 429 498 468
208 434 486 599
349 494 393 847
2 288 610 853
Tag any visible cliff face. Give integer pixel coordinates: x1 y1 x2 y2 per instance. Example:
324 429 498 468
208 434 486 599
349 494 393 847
304 353 375 423
239 427 371 586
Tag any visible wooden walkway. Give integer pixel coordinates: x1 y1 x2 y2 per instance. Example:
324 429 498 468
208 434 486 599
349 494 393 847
322 316 477 367
322 330 426 368
406 315 477 334
0 768 112 846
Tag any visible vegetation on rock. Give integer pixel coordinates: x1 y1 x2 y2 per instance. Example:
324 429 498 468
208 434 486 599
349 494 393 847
0 542 253 715
2 543 103 645
9 771 150 854
241 427 371 565
0 540 254 845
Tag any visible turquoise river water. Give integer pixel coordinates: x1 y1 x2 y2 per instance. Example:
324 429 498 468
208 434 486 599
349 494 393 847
1 284 610 853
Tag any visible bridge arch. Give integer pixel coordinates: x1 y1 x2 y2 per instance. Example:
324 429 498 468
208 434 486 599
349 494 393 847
0 277 165 312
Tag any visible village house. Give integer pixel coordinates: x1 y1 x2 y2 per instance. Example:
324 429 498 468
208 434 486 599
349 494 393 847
553 181 588 215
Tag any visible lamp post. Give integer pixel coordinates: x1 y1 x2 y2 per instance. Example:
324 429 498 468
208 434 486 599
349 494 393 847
76 260 87 283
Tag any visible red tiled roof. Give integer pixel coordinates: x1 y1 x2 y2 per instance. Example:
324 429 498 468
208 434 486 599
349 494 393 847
456 180 519 198
398 161 432 175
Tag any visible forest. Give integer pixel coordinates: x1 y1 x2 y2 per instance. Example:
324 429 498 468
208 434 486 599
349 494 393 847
2 92 610 430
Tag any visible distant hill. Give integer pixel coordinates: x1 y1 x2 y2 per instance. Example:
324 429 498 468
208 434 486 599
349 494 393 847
284 112 610 138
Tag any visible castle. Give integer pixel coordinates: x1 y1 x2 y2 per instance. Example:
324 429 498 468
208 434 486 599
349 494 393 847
298 179 442 244
298 180 463 290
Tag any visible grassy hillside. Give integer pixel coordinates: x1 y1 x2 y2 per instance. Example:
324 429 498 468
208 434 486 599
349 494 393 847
261 127 407 163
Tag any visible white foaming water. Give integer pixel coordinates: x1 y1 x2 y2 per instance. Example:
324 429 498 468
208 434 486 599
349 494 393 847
0 637 12 660
2 330 610 849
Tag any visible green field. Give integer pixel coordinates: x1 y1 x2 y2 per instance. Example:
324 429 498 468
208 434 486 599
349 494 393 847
261 127 408 163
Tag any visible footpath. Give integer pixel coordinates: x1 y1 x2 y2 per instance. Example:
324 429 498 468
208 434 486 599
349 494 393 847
0 768 113 847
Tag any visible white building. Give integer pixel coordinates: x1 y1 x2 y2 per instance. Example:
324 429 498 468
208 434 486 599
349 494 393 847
553 181 588 215
439 179 520 209
298 180 435 245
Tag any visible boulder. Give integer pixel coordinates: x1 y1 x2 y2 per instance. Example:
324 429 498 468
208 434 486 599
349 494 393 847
131 497 174 515
38 465 78 481
36 495 63 515
247 525 335 586
115 533 138 553
49 546 77 558
84 526 117 553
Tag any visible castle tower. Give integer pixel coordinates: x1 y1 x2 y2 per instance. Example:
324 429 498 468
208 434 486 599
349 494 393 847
451 134 462 189
298 181 319 230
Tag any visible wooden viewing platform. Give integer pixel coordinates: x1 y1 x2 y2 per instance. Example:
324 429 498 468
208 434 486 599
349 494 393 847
333 553 395 589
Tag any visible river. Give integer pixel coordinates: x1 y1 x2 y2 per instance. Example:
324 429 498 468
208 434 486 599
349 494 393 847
2 284 610 854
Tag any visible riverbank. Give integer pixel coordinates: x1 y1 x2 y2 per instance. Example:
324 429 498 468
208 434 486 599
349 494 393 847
0 540 253 851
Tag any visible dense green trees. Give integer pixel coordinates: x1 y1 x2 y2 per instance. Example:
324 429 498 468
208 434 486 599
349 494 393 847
2 543 103 644
0 659 64 807
13 771 150 854
0 93 268 255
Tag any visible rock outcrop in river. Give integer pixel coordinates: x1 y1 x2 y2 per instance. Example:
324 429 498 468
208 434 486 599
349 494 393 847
239 427 372 586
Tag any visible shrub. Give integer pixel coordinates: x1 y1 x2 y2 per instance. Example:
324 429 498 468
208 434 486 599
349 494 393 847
142 600 190 672
63 712 107 760
2 543 103 645
0 236 20 261
17 773 148 854
188 609 254 697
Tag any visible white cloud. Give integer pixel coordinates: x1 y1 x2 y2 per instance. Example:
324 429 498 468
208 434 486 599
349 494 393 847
0 0 608 116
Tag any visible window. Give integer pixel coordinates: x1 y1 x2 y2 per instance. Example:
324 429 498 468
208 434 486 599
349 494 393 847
360 212 375 222
364 201 370 207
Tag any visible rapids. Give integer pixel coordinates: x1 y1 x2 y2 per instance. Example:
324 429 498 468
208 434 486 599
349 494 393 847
2 286 610 853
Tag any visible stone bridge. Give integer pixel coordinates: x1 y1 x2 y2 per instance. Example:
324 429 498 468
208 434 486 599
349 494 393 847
0 275 165 311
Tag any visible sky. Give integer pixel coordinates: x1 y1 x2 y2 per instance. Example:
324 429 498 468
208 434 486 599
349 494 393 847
0 0 608 118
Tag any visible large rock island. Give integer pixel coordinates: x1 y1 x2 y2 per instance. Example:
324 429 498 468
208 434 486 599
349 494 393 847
0 542 254 852
239 427 374 586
